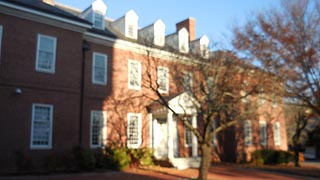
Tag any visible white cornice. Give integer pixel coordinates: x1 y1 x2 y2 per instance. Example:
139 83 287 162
84 31 194 64
0 1 91 29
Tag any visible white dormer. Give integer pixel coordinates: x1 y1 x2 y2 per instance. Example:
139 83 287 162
111 10 139 39
178 28 189 53
190 35 209 58
80 0 107 30
165 28 189 53
139 19 165 46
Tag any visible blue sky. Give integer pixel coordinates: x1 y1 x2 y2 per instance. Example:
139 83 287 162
55 0 280 49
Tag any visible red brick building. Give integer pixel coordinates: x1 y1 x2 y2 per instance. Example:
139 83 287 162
0 0 287 172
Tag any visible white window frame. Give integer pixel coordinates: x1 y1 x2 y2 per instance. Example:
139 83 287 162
128 60 142 90
90 110 107 148
244 120 252 146
127 113 142 149
93 12 104 30
0 25 3 62
157 66 169 94
30 103 53 149
273 122 281 146
92 52 107 85
35 34 57 73
259 120 267 146
184 117 193 147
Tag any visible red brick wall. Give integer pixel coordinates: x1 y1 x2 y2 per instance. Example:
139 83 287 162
0 13 84 172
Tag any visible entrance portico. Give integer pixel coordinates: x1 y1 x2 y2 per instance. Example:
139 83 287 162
149 92 200 169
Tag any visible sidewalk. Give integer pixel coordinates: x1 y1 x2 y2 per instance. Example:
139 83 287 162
1 164 317 180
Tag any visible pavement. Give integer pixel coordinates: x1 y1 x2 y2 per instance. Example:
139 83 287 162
0 163 319 180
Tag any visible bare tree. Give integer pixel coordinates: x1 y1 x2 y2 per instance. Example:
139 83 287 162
232 0 320 115
285 105 311 167
141 47 272 179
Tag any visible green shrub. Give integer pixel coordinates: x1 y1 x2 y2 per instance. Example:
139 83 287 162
73 146 96 171
104 146 154 170
128 148 154 166
251 149 292 165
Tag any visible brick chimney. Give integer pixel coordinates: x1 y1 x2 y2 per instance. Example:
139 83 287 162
42 0 55 5
176 17 196 41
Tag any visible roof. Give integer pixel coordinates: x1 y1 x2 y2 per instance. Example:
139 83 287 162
0 0 91 25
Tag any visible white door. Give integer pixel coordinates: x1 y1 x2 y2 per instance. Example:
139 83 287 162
154 119 168 159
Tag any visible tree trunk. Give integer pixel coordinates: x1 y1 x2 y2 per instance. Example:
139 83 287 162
198 143 211 180
293 143 301 167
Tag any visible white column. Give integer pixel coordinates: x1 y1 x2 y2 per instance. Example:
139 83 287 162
167 111 174 159
149 114 153 148
192 115 198 157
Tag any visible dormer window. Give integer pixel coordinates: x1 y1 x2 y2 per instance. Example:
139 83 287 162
127 23 135 38
93 12 104 29
139 19 165 47
80 0 107 30
178 28 189 53
125 10 138 39
111 10 139 40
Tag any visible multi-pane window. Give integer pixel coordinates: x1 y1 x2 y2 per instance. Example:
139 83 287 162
273 122 281 146
93 12 104 29
184 117 193 147
0 25 3 61
259 120 267 146
36 34 57 73
183 72 193 93
200 44 208 57
128 23 135 38
157 66 169 93
127 113 141 148
30 104 53 149
90 111 107 148
128 60 141 90
92 52 107 85
244 120 252 146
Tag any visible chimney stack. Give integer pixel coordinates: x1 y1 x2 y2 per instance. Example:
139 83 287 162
42 0 55 5
176 17 196 41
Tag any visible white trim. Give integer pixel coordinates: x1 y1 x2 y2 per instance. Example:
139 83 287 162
191 115 198 157
244 120 252 146
259 120 267 146
92 52 108 85
30 103 53 149
90 110 107 148
127 113 142 149
84 32 193 64
157 66 169 94
0 1 91 29
35 34 57 73
128 59 142 90
273 121 281 146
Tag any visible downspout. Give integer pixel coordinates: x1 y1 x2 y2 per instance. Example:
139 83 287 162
80 40 90 146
